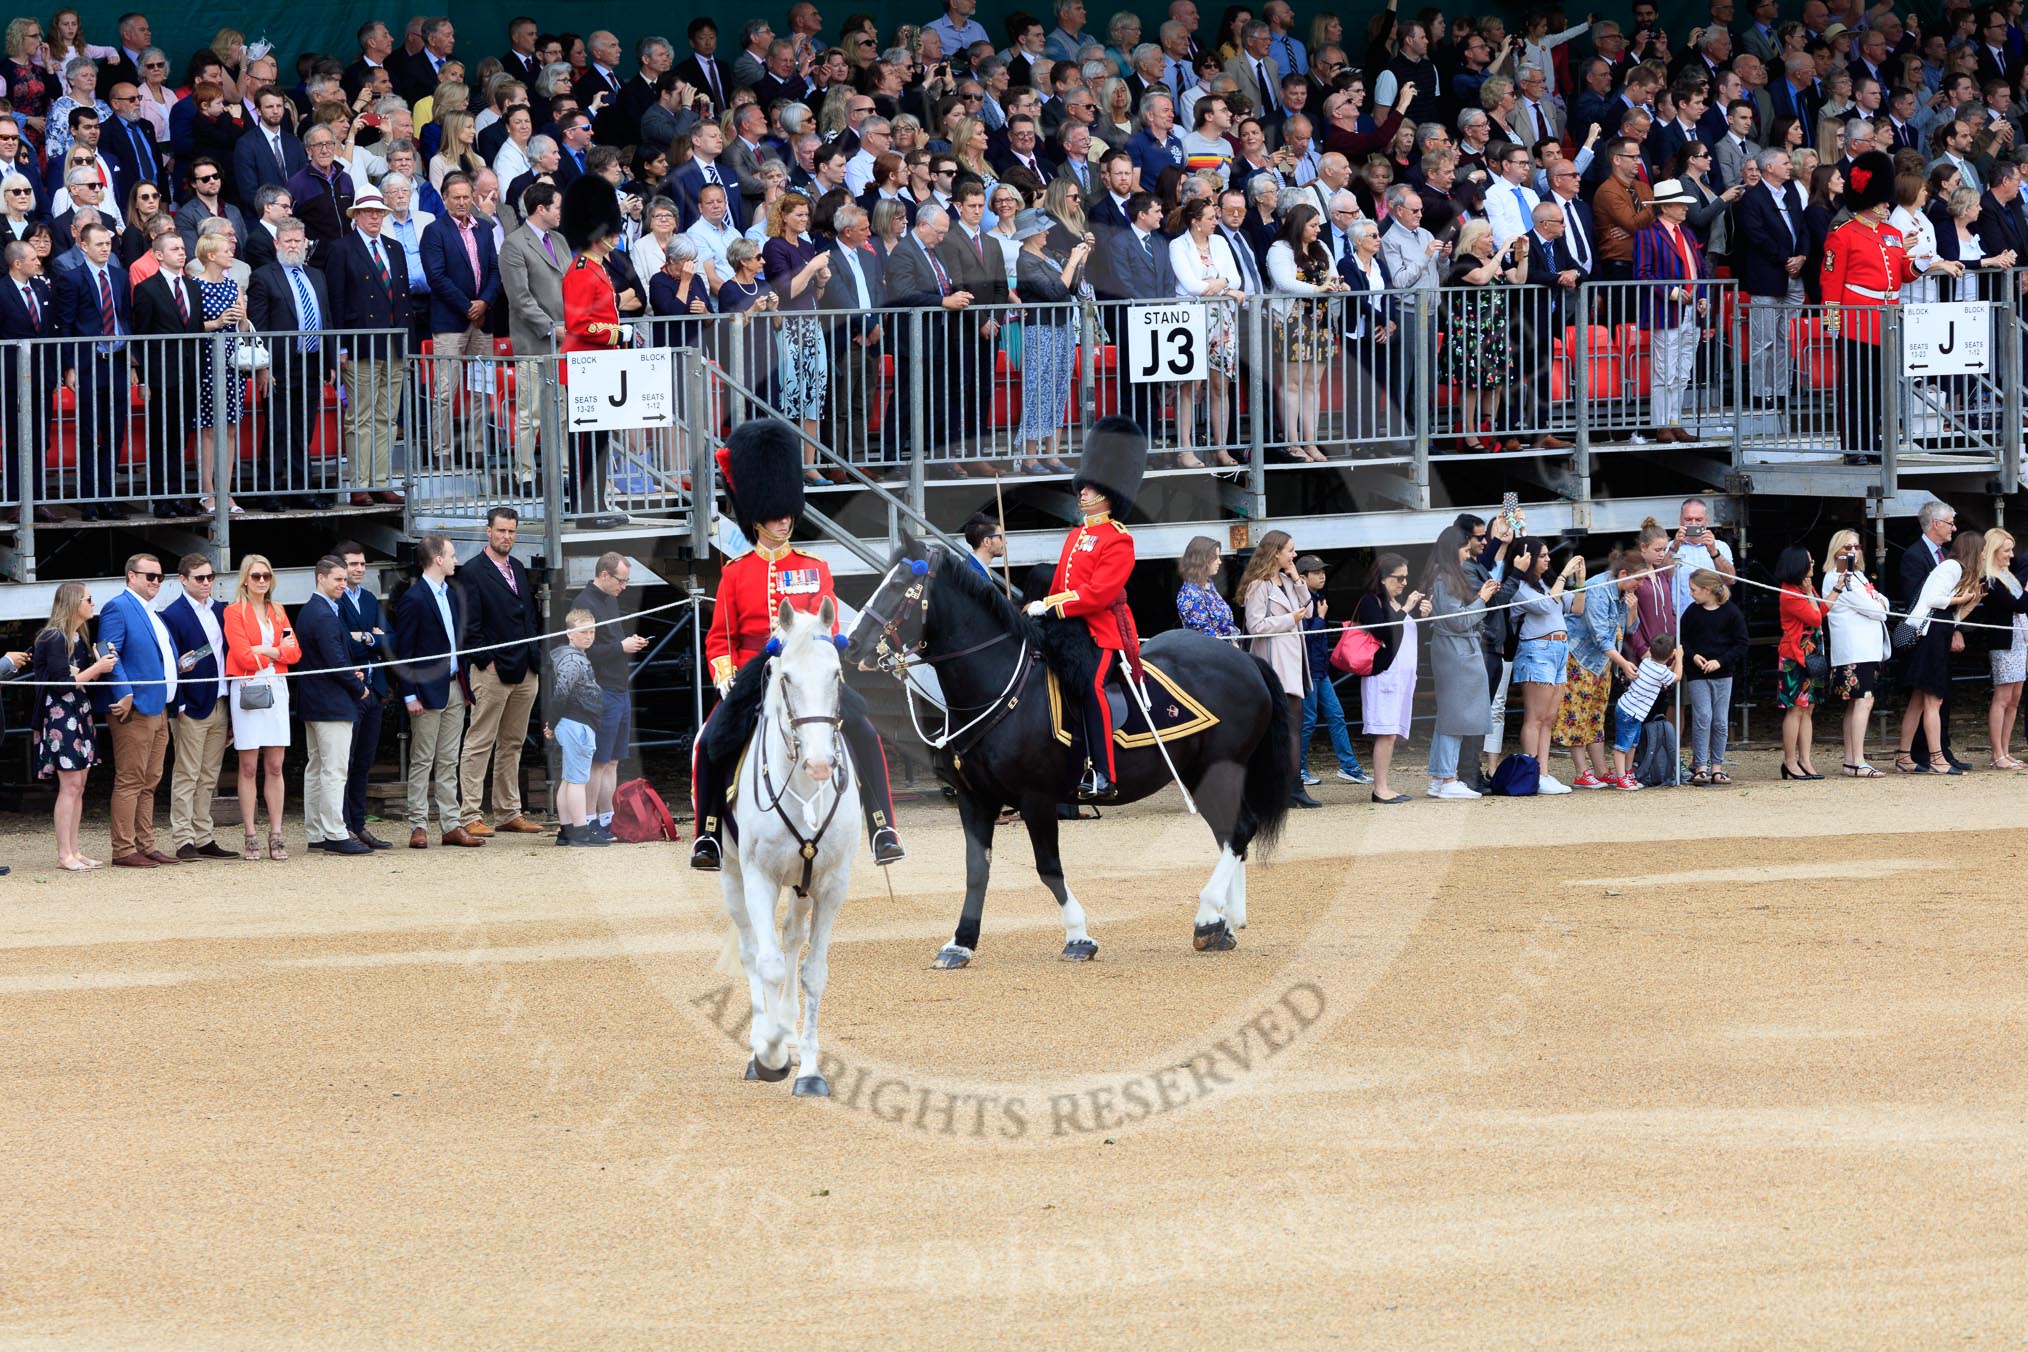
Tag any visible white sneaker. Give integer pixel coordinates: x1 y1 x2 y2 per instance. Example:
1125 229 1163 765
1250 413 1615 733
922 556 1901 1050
1436 780 1482 800
1425 781 1445 797
1536 773 1573 795
1301 772 1320 786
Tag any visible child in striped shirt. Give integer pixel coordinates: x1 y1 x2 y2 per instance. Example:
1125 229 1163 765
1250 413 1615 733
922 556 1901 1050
1610 633 1681 790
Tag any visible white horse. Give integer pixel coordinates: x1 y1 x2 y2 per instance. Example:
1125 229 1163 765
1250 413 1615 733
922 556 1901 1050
720 597 858 1097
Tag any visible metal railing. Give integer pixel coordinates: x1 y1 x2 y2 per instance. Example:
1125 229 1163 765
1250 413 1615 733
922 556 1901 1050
7 276 2026 579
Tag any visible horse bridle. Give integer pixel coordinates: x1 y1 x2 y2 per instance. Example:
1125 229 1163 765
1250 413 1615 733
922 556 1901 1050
862 549 1017 676
757 664 851 898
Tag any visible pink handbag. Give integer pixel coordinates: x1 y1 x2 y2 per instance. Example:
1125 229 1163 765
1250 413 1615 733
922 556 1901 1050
1331 626 1380 676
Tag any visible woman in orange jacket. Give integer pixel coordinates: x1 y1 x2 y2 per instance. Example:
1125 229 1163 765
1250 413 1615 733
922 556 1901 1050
222 553 302 860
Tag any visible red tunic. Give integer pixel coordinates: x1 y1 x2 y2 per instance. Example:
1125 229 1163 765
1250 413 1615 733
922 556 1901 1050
1821 216 1921 346
1042 514 1136 651
705 542 837 685
560 252 625 363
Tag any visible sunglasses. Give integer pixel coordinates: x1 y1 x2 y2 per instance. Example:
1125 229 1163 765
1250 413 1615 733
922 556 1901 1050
4 188 28 195
247 570 272 580
193 173 219 184
143 60 166 69
185 573 214 582
131 570 163 582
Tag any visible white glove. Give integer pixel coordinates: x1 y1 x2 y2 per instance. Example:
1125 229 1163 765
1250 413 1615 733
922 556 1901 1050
1023 601 1047 617
715 680 733 698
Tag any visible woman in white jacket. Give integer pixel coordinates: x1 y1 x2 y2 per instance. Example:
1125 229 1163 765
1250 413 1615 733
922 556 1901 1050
1264 203 1347 462
1821 529 1893 776
1168 197 1244 469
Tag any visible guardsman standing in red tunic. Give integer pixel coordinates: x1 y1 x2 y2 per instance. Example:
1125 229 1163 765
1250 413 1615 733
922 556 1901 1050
1821 149 1964 462
1025 417 1147 801
690 417 905 872
558 175 629 518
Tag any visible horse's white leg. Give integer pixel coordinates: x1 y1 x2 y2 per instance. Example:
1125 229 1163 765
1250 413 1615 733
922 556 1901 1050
1195 847 1241 927
793 876 845 1097
1227 852 1247 930
1061 887 1089 946
779 888 814 1043
739 858 792 1074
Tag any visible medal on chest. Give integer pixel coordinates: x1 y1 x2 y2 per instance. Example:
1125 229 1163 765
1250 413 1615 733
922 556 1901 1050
777 566 822 596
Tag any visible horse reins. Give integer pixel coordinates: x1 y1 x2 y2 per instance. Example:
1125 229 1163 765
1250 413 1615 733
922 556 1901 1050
755 671 852 897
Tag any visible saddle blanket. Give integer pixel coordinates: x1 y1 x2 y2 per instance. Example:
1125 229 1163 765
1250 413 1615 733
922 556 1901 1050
1045 659 1220 749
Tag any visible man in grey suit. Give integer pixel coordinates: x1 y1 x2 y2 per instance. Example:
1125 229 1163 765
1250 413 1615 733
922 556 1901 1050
723 104 770 214
1224 23 1283 119
1713 101 1762 192
497 182 567 491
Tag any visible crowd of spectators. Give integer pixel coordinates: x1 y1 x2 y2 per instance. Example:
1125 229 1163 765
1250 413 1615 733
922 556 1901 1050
1172 494 2028 804
14 0 2028 509
9 508 649 872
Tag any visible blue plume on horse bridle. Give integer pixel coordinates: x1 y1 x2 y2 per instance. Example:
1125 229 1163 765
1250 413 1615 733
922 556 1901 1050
764 636 783 657
909 559 929 576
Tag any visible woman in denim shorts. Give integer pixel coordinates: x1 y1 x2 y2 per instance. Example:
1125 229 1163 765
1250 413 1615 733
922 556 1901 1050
1505 538 1587 794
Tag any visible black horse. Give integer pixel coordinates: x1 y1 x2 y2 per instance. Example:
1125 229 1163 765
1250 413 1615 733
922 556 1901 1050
844 536 1294 967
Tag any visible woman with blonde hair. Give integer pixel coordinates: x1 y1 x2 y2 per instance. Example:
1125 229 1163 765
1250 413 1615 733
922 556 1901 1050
192 230 246 514
428 110 483 188
223 554 299 860
33 581 117 869
1819 528 1892 776
1238 530 1322 808
1969 528 2028 768
208 27 247 99
951 115 995 188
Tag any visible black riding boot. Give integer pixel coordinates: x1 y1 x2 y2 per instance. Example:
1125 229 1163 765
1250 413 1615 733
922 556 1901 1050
690 708 728 871
841 709 905 865
1078 681 1118 801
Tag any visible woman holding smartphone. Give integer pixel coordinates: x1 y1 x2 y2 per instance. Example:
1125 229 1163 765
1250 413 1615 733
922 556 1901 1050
224 553 300 861
1819 528 1891 776
1507 537 1585 794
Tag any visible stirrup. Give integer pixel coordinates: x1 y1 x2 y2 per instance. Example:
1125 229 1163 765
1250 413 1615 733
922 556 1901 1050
870 825 906 865
689 834 721 871
1076 762 1117 802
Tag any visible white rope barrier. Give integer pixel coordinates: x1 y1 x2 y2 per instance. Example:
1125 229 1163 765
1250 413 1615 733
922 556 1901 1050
5 594 707 688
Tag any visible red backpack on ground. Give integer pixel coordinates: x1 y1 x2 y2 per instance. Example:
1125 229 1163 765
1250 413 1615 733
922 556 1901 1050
611 778 681 842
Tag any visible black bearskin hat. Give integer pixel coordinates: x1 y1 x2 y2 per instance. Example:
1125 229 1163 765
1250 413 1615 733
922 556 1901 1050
1071 415 1149 519
1842 150 1895 214
716 417 805 543
560 174 622 253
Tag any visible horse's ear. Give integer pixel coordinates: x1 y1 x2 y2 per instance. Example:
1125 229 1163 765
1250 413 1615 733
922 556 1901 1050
776 597 796 633
817 596 835 628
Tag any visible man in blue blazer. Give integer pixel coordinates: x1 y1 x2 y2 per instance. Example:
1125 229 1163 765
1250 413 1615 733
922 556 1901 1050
1101 191 1176 434
296 555 373 855
50 221 134 520
159 553 238 860
393 533 483 848
98 552 182 868
336 541 395 851
1731 147 1809 404
232 91 309 216
420 171 502 456
247 218 337 510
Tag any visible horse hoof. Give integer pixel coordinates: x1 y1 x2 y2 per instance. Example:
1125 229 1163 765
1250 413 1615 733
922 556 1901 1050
745 1056 793 1082
1192 920 1237 952
1061 938 1099 961
932 944 974 970
793 1075 832 1097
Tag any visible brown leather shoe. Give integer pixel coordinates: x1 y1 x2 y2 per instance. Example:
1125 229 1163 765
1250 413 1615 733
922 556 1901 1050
409 828 429 849
111 853 158 868
1532 434 1574 449
349 492 375 506
494 815 544 833
441 826 486 847
142 849 181 864
462 819 495 838
373 491 404 505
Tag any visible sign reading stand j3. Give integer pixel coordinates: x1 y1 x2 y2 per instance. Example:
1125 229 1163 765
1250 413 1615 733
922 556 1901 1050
566 348 673 431
1900 302 1991 377
1125 303 1210 384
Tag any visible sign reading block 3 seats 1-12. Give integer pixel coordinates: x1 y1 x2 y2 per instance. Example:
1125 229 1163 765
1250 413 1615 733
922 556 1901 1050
1124 302 1210 384
1901 302 1992 377
566 348 673 432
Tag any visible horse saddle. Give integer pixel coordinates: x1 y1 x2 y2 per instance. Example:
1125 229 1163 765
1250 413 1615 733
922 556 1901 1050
1046 657 1219 750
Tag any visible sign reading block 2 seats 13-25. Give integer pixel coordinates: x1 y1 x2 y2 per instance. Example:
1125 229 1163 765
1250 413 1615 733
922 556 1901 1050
566 348 673 432
1901 302 1991 377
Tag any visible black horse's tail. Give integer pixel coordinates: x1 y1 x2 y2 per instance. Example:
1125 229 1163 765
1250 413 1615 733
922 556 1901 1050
1239 653 1294 856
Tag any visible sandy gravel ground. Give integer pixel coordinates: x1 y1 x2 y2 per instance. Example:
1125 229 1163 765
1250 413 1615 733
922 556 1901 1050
3 746 2026 1348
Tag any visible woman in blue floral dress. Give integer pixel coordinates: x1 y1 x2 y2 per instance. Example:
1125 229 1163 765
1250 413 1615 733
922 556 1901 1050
192 232 246 510
34 581 115 871
1176 536 1240 636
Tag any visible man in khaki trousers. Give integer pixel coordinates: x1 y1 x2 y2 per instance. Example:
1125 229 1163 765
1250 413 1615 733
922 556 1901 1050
392 534 485 847
456 507 545 834
157 554 238 860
